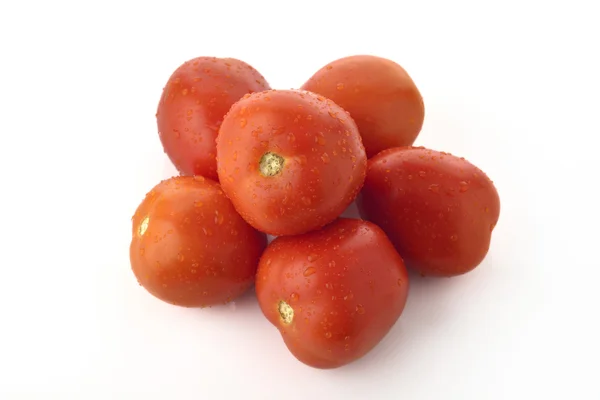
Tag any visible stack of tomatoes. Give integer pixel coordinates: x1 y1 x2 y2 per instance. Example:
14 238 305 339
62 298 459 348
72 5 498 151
129 55 501 369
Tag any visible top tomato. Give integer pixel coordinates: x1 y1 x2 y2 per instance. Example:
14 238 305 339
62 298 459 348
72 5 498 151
301 55 425 158
216 89 367 236
156 57 270 180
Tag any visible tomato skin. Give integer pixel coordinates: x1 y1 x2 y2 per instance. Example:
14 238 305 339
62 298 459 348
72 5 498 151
157 57 270 180
129 176 267 307
216 89 367 236
255 218 409 369
301 55 424 158
357 147 501 277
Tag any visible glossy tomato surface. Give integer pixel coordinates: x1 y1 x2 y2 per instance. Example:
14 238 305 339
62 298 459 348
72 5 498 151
157 57 270 180
357 147 501 277
256 218 409 369
130 176 267 307
216 89 367 236
301 55 425 158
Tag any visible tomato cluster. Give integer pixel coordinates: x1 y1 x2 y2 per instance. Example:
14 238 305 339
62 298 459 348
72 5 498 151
130 55 501 369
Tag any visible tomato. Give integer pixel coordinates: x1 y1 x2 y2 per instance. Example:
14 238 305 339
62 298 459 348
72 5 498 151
129 176 267 307
216 89 367 236
357 147 501 277
301 55 425 158
156 57 270 180
255 218 409 369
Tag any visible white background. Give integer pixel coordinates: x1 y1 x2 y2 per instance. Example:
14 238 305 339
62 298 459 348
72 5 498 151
1 1 598 399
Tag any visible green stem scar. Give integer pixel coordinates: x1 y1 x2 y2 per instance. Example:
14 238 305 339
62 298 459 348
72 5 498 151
139 216 149 236
259 152 285 177
278 300 294 324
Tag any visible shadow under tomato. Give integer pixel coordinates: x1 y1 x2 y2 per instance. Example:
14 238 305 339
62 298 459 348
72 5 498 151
194 284 260 316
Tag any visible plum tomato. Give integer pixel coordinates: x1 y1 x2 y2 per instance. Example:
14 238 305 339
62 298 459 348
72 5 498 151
255 218 409 369
216 89 367 236
129 175 267 307
357 147 501 277
156 57 270 180
301 55 425 158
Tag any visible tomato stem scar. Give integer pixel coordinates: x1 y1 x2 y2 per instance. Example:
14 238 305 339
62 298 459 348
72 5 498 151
138 216 149 236
278 300 294 324
259 152 284 177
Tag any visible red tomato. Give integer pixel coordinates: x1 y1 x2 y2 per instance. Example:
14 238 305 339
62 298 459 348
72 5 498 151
216 89 367 236
129 176 267 307
301 55 425 158
156 57 270 180
256 218 409 369
357 147 501 277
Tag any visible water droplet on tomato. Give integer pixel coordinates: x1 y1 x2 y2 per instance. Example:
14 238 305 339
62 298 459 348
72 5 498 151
308 253 319 262
336 83 344 90
325 331 332 339
303 267 317 277
240 118 247 128
356 304 365 314
450 234 458 241
321 153 330 164
290 292 299 302
428 184 440 193
315 132 326 145
459 181 469 192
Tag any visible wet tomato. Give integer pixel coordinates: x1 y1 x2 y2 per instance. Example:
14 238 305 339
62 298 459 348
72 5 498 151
256 218 409 369
357 147 501 277
216 89 367 236
157 56 270 180
301 55 425 158
129 176 267 307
